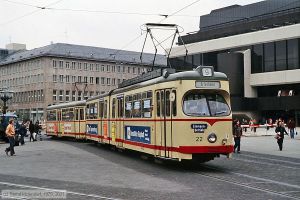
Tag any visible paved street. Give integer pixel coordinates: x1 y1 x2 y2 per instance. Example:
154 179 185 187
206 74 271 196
0 133 299 200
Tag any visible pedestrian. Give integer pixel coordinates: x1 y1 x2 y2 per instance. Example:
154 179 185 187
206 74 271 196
19 120 27 145
233 120 242 153
287 118 296 139
29 120 35 142
4 119 16 156
34 121 41 141
275 121 288 151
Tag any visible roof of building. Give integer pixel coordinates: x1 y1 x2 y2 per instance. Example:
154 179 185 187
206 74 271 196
179 0 300 45
0 43 167 67
200 0 300 29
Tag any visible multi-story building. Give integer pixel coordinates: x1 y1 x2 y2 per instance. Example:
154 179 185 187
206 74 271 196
169 0 300 125
0 43 166 121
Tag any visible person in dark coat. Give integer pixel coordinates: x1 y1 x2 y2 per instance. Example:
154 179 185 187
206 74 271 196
275 121 288 151
233 120 243 153
19 121 27 145
29 120 35 142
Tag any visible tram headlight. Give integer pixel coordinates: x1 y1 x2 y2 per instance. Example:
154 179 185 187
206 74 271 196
207 133 217 143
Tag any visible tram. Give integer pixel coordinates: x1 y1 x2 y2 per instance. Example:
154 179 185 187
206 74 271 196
46 66 233 162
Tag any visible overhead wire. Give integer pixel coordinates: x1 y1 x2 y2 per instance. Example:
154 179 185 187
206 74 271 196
104 0 201 61
0 0 64 26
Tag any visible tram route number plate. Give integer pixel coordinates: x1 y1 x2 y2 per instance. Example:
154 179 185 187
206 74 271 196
191 124 207 133
195 81 220 89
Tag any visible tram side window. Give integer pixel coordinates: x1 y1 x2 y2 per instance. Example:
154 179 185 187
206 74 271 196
57 110 62 121
99 101 104 118
172 90 177 117
47 110 57 121
75 109 79 120
161 91 165 117
104 100 107 118
86 104 90 119
112 98 116 118
87 103 98 119
125 96 132 118
79 108 84 120
132 93 141 118
166 91 170 117
142 91 152 118
156 92 160 117
62 108 74 121
118 98 124 118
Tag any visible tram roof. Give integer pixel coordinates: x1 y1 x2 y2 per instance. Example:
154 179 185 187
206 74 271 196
47 100 86 110
86 67 228 101
111 68 228 95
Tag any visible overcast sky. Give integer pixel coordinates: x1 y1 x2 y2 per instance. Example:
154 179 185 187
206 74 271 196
0 0 262 54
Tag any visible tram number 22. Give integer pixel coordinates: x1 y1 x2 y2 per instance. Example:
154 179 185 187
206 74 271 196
196 137 202 142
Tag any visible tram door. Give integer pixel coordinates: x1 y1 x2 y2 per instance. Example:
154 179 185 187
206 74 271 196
117 97 124 147
74 108 80 139
156 89 174 158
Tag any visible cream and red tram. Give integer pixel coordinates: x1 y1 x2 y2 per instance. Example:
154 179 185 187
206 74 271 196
46 66 233 162
46 101 86 139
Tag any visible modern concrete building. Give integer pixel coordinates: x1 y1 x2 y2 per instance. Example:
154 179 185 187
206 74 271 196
169 0 300 125
0 43 166 121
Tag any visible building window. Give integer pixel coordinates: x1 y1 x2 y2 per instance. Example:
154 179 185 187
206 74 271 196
53 75 57 82
72 62 76 70
84 91 88 100
53 60 57 68
66 62 70 69
59 90 63 101
101 77 105 85
78 62 82 70
118 79 121 85
117 66 121 72
72 76 76 83
96 64 100 71
128 66 130 73
101 65 105 71
89 64 94 71
90 77 94 84
72 91 76 101
66 75 70 83
84 63 88 70
112 78 115 85
107 78 110 85
78 91 82 101
287 39 299 70
78 76 82 82
53 90 57 101
107 65 110 72
112 65 115 72
252 44 263 73
59 75 64 82
275 40 287 71
59 61 63 68
96 77 99 84
84 76 88 83
264 42 275 72
66 90 70 102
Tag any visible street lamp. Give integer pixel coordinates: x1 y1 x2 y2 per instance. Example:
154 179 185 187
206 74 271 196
0 88 14 142
0 88 14 115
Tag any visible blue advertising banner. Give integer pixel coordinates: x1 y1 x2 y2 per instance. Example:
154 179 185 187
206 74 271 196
86 124 98 134
125 126 151 144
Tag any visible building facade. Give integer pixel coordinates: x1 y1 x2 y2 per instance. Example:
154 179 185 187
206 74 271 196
0 43 166 121
169 0 300 125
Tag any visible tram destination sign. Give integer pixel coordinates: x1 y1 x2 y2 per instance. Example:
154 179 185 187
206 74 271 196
195 81 220 89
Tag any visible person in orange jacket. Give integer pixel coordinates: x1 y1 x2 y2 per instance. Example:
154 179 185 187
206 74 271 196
5 119 16 156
